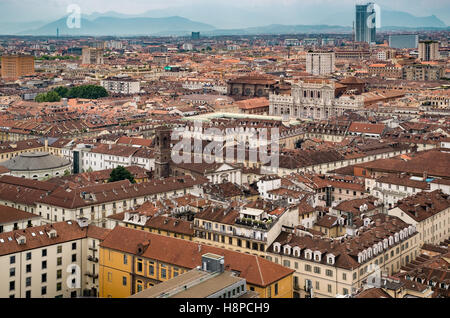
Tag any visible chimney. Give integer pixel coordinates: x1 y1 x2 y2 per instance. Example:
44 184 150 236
287 233 293 243
375 219 381 227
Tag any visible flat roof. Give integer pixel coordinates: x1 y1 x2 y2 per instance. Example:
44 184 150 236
129 270 244 298
172 271 243 298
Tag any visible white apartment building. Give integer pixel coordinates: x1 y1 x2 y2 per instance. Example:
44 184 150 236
101 77 141 95
306 51 335 76
366 175 430 210
0 219 109 298
257 176 281 200
72 144 154 173
182 79 227 94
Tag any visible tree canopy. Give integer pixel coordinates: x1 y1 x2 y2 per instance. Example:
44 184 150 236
35 91 61 102
35 85 108 102
108 166 136 184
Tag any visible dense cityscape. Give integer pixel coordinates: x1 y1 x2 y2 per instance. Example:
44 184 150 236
0 1 449 303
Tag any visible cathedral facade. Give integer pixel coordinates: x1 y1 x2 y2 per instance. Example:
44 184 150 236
269 80 364 120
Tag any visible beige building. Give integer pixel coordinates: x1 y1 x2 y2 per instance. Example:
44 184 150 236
388 190 449 246
418 41 440 61
82 47 104 65
0 219 110 298
266 214 419 298
193 200 298 258
306 51 335 76
402 64 443 81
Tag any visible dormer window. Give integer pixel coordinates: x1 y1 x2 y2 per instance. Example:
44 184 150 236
373 245 378 255
389 236 394 246
293 247 301 258
305 249 312 260
403 228 409 238
327 254 335 265
47 229 57 238
314 251 321 262
273 242 281 253
377 242 383 252
16 235 26 245
283 245 291 255
394 233 399 243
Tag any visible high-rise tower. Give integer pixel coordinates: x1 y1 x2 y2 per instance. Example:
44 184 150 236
355 3 376 45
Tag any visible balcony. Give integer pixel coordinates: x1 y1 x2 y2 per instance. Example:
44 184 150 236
85 272 98 279
235 217 273 231
87 255 98 263
88 246 98 251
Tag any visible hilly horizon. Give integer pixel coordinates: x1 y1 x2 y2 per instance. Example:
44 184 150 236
19 16 216 36
6 6 449 37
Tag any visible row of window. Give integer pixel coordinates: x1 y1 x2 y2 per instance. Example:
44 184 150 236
9 243 76 265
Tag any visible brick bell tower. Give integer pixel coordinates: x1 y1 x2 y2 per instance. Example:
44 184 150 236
154 126 172 179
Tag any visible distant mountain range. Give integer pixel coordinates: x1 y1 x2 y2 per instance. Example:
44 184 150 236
4 8 448 37
19 16 215 36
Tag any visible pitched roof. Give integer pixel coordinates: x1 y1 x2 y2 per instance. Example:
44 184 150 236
394 190 450 222
100 226 294 287
0 221 110 256
0 205 40 224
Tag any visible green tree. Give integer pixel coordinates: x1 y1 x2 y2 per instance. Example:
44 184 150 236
46 91 61 102
67 85 108 99
53 86 69 98
108 166 136 184
35 91 61 102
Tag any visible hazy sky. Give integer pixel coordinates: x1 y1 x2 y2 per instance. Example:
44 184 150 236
1 0 449 26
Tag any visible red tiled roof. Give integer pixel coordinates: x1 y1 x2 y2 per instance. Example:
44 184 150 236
101 226 294 287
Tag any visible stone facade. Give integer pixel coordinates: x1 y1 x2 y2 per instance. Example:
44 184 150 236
269 80 364 120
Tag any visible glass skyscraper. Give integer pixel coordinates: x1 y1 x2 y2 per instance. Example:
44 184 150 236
355 3 377 44
389 34 419 49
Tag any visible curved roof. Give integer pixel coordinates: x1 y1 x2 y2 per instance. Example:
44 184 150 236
1 152 71 172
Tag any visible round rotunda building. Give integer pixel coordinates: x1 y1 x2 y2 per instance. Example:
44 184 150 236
1 152 71 180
